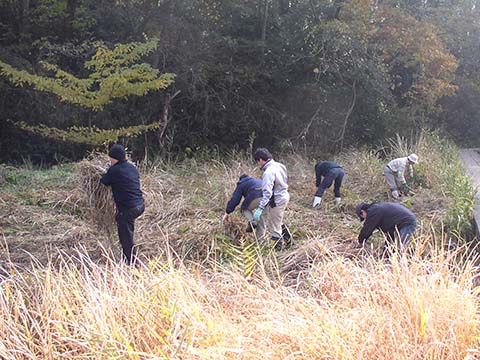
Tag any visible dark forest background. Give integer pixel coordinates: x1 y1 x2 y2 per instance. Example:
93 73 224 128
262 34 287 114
1 0 479 164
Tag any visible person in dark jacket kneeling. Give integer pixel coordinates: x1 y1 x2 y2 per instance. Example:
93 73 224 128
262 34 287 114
101 144 145 265
355 202 416 255
223 174 265 239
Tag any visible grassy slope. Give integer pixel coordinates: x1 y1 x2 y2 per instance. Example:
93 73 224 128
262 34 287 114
0 133 479 359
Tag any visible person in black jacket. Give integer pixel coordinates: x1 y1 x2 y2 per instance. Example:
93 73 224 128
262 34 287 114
223 174 265 239
313 161 345 207
100 144 145 265
355 202 416 253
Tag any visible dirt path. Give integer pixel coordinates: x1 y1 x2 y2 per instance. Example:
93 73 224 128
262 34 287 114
459 149 480 236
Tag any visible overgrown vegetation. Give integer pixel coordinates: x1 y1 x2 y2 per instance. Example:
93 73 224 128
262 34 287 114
0 244 478 359
385 132 476 241
0 132 478 358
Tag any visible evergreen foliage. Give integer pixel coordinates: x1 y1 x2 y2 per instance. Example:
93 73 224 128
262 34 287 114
11 120 163 146
0 39 175 110
0 38 175 148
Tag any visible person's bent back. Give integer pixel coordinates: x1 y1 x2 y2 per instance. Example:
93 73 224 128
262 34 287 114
356 202 416 252
223 174 265 237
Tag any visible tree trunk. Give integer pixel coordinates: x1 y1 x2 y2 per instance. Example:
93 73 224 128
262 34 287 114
157 90 180 154
18 0 30 34
277 0 289 15
337 80 356 151
63 0 78 40
261 0 269 57
21 0 30 17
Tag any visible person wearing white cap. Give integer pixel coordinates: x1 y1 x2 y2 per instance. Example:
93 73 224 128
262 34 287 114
383 153 419 200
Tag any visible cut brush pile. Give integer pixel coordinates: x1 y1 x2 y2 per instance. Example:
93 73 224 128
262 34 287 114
74 154 116 237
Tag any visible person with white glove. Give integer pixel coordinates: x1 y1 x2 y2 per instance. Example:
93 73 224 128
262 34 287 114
223 174 265 238
312 161 344 208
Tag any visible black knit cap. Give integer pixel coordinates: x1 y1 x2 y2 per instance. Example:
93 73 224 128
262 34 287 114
108 144 126 161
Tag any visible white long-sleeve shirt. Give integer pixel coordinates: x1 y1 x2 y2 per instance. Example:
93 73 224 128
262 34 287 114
259 159 290 208
386 157 413 184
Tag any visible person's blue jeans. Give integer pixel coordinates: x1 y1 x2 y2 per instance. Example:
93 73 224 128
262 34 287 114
398 222 417 247
384 221 417 255
315 167 345 198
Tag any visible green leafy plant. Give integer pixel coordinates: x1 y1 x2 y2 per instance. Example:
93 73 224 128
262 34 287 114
0 38 175 145
216 234 260 279
11 120 163 146
443 170 476 241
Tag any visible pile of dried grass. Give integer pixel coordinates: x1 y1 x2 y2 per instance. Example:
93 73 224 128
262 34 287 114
74 154 116 237
133 159 251 264
0 196 108 265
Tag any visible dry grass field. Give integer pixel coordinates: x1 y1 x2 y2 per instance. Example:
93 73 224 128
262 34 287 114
0 132 479 359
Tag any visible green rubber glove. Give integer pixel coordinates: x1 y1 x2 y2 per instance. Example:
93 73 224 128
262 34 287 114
253 208 263 221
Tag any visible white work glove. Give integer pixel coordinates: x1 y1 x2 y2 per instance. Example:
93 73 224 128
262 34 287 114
95 165 108 174
312 196 322 208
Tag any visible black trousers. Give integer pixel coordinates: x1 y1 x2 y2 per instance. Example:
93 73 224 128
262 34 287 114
115 204 145 264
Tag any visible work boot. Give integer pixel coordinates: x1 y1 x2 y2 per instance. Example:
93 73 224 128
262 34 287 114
245 221 256 233
282 225 292 248
391 190 399 200
272 236 283 251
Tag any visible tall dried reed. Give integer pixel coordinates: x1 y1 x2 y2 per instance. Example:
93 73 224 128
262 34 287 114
0 237 478 359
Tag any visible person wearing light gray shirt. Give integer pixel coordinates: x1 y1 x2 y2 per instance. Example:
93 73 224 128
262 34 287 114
252 148 291 249
384 154 418 199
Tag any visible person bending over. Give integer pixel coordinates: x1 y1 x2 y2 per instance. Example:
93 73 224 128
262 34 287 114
312 161 344 207
223 174 265 239
355 201 416 254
